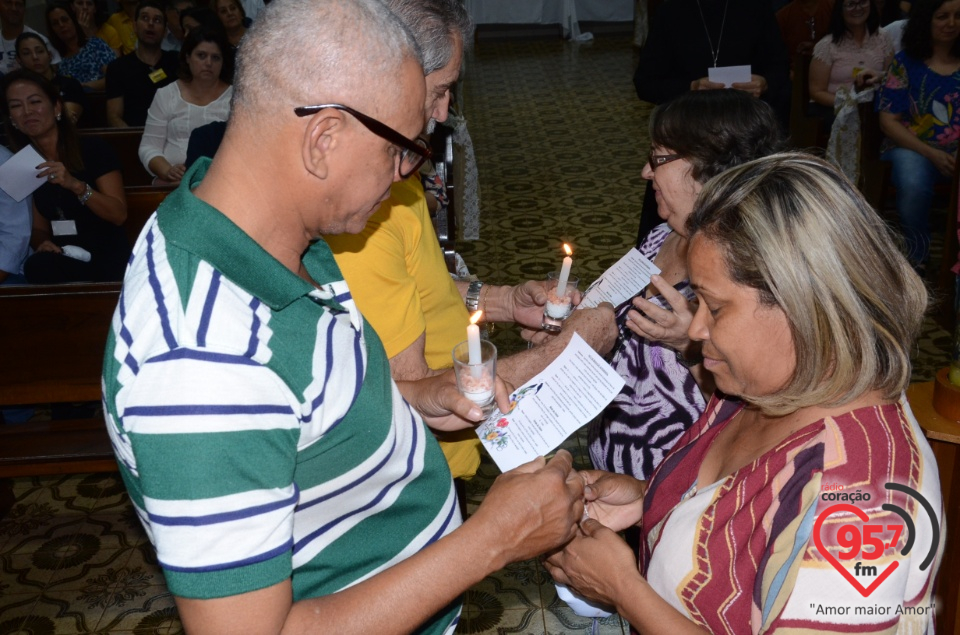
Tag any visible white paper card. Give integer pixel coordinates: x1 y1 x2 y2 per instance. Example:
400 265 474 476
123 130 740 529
0 145 45 202
579 247 661 310
708 65 752 88
475 333 625 472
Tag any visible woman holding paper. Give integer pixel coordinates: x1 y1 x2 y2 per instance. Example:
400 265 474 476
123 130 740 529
548 153 941 634
588 90 784 480
2 70 129 283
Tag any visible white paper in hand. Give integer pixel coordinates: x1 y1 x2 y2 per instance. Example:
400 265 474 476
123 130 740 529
475 334 625 472
708 65 752 88
0 145 46 202
579 247 660 310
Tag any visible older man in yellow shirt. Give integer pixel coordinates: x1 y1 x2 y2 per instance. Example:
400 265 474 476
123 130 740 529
327 0 617 480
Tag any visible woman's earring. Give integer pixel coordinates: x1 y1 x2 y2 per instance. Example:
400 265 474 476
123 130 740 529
55 113 61 121
10 122 16 129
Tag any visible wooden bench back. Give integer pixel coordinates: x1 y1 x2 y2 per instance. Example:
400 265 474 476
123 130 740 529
0 282 120 406
124 185 172 246
78 91 108 129
0 282 120 476
80 127 152 186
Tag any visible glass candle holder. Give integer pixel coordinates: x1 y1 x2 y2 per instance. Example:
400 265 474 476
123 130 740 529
542 271 579 333
452 339 497 415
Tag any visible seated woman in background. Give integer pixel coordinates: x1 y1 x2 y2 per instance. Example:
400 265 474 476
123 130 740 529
45 3 115 92
808 0 893 132
588 89 785 480
15 32 86 124
2 71 129 284
213 0 248 50
548 153 941 634
878 0 960 271
71 0 122 56
139 27 232 185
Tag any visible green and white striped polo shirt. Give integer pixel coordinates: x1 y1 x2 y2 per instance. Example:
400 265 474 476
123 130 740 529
102 160 461 633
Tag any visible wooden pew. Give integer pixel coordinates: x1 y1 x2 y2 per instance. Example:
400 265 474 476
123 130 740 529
79 90 108 129
0 185 170 488
124 185 173 245
79 127 152 187
788 54 824 150
0 282 120 478
857 101 892 217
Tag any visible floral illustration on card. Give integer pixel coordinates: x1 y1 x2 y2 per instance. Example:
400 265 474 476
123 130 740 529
478 417 511 450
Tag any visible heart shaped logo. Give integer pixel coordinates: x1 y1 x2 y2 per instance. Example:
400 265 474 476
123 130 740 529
813 503 899 597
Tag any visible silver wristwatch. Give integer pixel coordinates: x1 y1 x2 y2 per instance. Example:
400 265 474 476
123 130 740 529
465 280 484 312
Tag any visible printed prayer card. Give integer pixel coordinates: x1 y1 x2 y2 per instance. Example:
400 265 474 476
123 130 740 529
578 247 661 310
475 333 625 472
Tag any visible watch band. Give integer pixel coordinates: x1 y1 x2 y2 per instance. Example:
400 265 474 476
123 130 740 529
77 183 93 205
465 280 484 313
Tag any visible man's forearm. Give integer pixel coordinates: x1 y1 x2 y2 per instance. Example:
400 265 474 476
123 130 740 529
282 518 496 635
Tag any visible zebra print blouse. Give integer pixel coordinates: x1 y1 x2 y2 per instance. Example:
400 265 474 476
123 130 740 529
588 223 707 480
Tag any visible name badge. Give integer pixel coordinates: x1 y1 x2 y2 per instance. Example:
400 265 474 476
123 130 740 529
149 68 167 84
51 220 77 236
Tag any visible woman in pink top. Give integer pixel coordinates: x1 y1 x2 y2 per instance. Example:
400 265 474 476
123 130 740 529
808 0 893 130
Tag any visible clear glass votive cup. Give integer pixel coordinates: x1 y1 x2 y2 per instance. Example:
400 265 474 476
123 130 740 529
452 339 498 415
542 272 579 333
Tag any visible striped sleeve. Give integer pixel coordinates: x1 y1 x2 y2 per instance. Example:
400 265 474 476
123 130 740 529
120 345 302 599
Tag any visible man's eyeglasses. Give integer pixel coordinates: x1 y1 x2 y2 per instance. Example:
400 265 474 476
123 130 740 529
294 103 432 179
842 0 869 9
648 151 682 170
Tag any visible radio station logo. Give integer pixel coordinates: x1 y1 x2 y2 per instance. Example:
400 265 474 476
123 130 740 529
813 483 939 597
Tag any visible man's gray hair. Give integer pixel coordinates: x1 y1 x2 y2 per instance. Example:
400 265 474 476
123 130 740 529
382 0 472 75
232 0 422 119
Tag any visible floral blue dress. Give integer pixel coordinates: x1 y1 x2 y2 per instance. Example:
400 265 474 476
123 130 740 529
58 37 115 84
877 50 960 153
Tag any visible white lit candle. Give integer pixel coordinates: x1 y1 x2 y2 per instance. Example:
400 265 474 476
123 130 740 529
556 244 573 296
467 310 483 365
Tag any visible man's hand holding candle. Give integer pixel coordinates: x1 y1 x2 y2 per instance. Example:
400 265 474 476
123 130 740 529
396 370 513 432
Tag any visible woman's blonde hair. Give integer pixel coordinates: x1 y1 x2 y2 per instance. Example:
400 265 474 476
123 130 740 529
687 152 927 415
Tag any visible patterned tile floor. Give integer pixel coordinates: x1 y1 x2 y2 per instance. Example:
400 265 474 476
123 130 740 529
0 34 953 635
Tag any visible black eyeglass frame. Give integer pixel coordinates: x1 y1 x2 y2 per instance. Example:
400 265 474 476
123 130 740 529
647 151 683 170
294 103 432 178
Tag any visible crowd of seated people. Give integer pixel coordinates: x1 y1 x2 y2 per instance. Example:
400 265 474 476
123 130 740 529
0 0 237 283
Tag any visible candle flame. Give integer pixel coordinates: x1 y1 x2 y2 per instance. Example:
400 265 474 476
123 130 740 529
563 243 573 256
470 310 483 325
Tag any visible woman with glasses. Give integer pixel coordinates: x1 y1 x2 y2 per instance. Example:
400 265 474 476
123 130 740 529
548 153 940 635
588 89 785 481
877 0 960 271
139 27 232 185
808 0 893 132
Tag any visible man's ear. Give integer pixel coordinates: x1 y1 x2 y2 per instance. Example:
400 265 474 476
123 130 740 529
301 110 342 180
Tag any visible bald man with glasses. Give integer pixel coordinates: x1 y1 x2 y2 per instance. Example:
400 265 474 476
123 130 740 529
101 0 585 632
